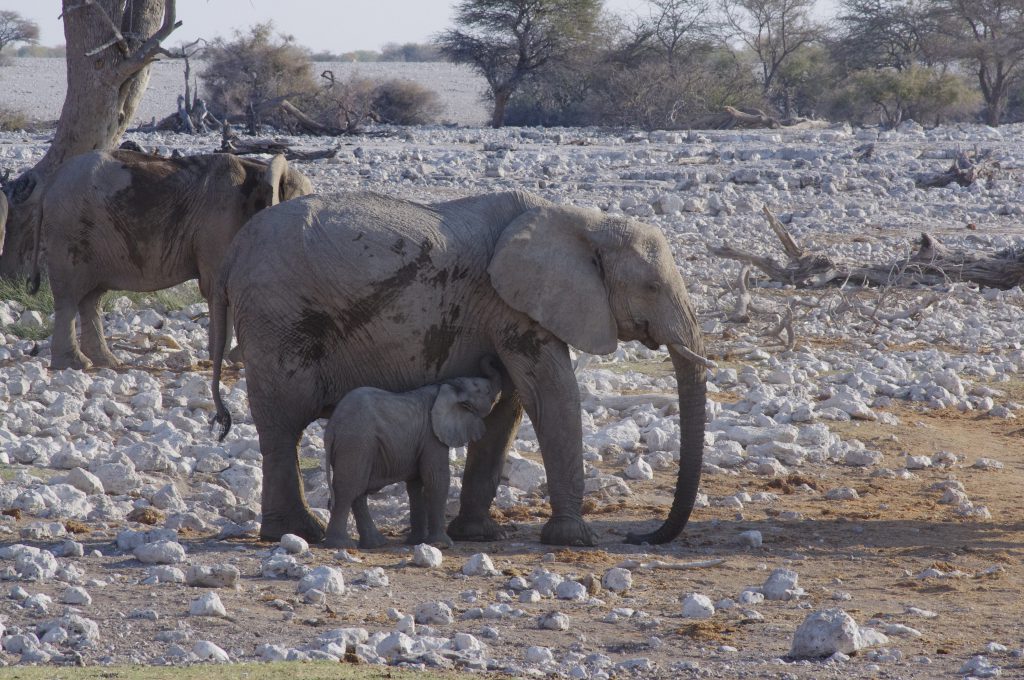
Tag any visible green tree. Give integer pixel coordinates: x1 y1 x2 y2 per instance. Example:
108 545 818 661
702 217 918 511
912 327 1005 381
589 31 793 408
826 65 978 127
437 0 601 127
934 0 1024 126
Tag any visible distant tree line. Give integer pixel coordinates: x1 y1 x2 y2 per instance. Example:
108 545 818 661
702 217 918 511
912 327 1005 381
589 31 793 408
439 0 1024 129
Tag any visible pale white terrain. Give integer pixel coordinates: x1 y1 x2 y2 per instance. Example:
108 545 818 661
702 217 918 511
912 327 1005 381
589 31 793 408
1 58 1023 678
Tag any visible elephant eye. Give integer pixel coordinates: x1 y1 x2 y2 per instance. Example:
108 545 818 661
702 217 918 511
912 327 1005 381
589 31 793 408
646 281 662 294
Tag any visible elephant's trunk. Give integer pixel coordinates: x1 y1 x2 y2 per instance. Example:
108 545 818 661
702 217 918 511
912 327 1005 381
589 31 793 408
479 354 503 402
626 342 707 544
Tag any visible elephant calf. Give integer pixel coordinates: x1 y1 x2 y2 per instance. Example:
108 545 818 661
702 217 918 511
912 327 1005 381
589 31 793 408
324 358 502 549
30 149 312 370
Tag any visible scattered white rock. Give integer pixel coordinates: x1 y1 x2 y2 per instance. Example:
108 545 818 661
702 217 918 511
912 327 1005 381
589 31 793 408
189 592 228 617
462 553 499 576
762 568 803 600
133 539 186 565
193 640 231 662
539 611 570 631
414 601 453 625
297 566 346 595
682 593 715 619
186 564 240 588
280 533 308 554
412 543 443 568
601 567 633 593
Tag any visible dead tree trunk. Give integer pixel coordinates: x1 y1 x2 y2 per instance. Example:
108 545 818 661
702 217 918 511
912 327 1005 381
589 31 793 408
711 206 1024 290
0 0 180 278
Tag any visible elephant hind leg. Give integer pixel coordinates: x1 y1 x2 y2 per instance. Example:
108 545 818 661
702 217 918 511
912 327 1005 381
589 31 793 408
353 494 388 549
78 288 120 368
49 296 90 371
256 423 327 543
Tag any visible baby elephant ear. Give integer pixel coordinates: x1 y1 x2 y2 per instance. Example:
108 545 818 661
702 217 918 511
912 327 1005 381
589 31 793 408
432 384 487 448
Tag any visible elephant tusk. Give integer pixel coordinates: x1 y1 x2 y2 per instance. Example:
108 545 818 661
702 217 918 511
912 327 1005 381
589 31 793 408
672 344 717 370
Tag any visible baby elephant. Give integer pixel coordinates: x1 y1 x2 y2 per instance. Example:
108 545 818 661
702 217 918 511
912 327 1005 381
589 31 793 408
323 358 502 549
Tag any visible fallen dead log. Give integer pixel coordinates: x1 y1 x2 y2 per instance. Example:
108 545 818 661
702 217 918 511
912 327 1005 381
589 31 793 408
915 149 996 189
693 106 831 131
711 206 1024 290
615 558 725 570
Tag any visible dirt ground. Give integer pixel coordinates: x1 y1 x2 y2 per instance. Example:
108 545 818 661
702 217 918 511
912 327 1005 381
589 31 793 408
3 359 1022 678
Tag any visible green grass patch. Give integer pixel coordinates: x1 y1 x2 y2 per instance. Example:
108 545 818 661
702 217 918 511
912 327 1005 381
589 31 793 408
3 322 51 341
101 281 205 313
0 463 57 482
0 277 53 313
0 661 475 680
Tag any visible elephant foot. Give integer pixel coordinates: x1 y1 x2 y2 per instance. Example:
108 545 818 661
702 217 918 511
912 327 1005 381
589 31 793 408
540 515 597 547
51 351 93 371
426 532 454 549
85 350 122 369
227 344 244 364
260 508 327 543
447 514 511 542
324 533 357 549
405 531 428 546
358 530 389 549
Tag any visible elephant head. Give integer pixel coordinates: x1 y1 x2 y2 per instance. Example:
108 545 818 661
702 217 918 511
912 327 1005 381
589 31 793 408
432 357 503 448
249 154 313 214
488 205 709 544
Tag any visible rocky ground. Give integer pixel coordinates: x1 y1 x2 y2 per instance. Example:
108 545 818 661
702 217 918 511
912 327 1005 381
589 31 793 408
1 71 1024 677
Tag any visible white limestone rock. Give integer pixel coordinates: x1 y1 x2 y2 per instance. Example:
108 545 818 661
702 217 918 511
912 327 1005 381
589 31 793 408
193 640 231 662
682 593 715 619
134 539 186 565
601 567 633 593
280 533 309 554
412 543 443 568
762 568 803 600
297 566 346 595
186 564 240 588
189 591 228 617
462 553 499 576
415 600 454 625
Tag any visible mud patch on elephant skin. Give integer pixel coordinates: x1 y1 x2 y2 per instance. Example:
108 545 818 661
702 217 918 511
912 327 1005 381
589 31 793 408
501 325 543 362
336 240 434 337
67 218 94 265
423 305 462 374
290 306 342 367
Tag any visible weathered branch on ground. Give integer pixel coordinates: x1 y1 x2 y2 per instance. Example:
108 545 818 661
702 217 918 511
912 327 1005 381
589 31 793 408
695 107 831 131
915 149 996 189
765 307 797 351
218 124 339 161
615 558 725 570
710 206 1024 290
279 99 345 136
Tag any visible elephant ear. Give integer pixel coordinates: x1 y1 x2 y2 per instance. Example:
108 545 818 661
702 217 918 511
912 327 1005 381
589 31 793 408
432 383 488 448
488 206 617 355
260 154 288 208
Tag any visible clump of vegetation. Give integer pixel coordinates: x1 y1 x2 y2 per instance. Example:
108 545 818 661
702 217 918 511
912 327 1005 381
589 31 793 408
0 106 32 131
201 22 320 129
372 79 443 125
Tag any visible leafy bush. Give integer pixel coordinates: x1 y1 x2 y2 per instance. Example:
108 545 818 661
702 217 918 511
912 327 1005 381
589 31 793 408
823 66 979 128
372 79 443 125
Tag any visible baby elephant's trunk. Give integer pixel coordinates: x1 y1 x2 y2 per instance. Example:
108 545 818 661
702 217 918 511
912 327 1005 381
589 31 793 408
479 355 503 404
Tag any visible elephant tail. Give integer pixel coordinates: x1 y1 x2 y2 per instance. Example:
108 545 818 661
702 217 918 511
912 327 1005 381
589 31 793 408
209 268 232 441
27 194 43 295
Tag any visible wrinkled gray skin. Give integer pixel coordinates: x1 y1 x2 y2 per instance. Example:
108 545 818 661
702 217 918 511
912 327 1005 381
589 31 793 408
31 149 312 370
323 359 502 550
210 190 707 546
0 191 8 256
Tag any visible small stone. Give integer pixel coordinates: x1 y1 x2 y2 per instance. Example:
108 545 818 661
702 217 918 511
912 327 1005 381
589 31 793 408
189 591 228 617
526 645 555 663
519 589 541 603
414 600 453 625
186 564 240 588
462 553 499 576
453 632 483 652
825 487 860 501
539 611 570 630
790 608 862 658
682 593 715 619
297 566 345 595
377 631 413 658
134 539 186 565
601 567 632 593
61 586 91 605
280 534 308 554
555 580 588 601
959 655 1000 678
738 530 763 548
762 568 803 600
192 640 231 662
412 543 443 568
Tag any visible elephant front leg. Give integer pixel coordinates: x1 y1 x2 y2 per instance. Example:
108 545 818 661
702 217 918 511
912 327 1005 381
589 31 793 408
516 345 597 546
257 425 326 542
78 289 121 368
422 449 453 548
448 389 522 542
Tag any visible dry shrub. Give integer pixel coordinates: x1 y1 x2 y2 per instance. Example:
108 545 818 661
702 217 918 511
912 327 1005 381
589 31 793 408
0 106 31 131
372 79 442 125
201 22 318 127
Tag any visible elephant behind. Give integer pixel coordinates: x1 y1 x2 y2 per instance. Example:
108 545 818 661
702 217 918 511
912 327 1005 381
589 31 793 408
210 190 709 546
31 149 312 370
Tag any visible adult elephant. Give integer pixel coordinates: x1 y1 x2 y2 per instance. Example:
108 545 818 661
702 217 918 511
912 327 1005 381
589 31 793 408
210 190 710 546
30 149 312 370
